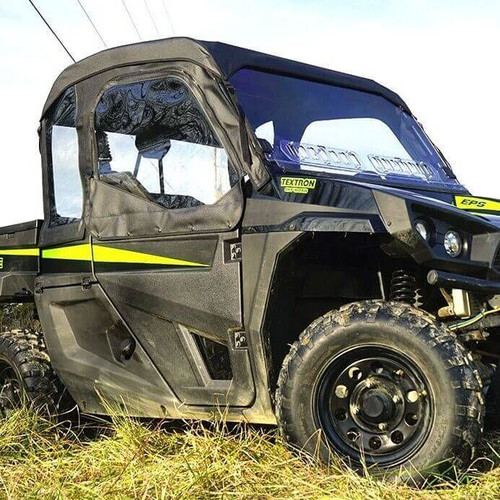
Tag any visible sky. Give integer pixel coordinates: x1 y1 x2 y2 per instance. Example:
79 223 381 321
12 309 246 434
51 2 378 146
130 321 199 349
0 0 499 226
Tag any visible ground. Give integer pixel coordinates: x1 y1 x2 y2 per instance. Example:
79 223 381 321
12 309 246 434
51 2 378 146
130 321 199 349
0 409 499 499
1 305 499 498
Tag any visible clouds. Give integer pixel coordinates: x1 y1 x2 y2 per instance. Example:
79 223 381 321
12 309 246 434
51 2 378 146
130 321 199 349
0 0 498 225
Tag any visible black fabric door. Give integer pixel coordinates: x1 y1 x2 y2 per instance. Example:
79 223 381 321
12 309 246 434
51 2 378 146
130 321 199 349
89 72 254 407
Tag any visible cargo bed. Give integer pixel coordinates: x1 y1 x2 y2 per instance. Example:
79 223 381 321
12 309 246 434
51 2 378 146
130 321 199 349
0 220 42 302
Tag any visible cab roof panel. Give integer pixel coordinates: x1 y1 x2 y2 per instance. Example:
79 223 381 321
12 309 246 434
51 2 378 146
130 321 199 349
42 37 410 118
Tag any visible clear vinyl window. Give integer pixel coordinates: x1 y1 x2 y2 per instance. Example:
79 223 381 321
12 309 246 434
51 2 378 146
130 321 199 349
95 76 238 209
47 86 81 225
231 68 461 191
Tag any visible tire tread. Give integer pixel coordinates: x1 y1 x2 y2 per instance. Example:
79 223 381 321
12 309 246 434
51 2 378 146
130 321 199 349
0 329 64 417
276 300 484 473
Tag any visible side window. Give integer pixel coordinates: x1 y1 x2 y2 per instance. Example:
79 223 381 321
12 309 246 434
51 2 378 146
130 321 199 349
95 76 238 209
46 87 81 225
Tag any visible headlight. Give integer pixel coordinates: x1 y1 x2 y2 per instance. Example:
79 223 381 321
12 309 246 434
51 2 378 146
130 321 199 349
415 219 430 242
444 230 463 257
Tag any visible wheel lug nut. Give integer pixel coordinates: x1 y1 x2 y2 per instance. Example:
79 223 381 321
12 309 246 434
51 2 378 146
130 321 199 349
335 385 349 399
407 390 419 403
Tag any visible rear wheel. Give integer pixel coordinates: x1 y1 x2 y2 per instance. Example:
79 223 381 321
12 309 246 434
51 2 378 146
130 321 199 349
276 301 484 480
0 329 65 418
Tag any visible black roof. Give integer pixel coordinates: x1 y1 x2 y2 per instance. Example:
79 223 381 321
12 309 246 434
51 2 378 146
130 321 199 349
42 37 410 117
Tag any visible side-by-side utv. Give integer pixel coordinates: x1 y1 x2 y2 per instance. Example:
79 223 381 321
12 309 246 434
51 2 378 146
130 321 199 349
0 38 499 479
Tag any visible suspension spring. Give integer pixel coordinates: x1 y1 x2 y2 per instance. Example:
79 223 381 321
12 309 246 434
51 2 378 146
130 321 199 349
390 270 417 304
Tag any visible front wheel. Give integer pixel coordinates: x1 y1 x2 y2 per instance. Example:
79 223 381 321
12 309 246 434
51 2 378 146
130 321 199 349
276 301 484 480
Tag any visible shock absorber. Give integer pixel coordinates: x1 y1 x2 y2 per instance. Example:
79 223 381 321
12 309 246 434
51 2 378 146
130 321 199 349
390 270 417 305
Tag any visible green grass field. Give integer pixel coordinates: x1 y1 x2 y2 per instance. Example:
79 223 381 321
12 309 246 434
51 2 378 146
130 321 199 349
0 409 499 499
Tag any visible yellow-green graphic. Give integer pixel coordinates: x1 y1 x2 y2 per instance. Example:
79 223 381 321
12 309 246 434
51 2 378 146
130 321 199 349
92 245 208 267
0 248 40 256
0 244 207 268
454 196 500 213
280 177 317 194
42 243 207 267
42 244 92 261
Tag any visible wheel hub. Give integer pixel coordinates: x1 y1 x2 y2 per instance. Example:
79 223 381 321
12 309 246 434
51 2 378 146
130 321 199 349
350 377 406 434
315 346 433 466
360 390 393 421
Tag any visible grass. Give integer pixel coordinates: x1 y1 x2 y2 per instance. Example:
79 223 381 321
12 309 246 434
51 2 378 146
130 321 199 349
0 410 499 499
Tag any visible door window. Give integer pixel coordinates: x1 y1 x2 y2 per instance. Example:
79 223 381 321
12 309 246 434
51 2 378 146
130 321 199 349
95 77 238 209
46 87 81 225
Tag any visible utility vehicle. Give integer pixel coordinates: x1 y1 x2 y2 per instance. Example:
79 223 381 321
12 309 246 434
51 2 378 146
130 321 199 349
0 38 499 479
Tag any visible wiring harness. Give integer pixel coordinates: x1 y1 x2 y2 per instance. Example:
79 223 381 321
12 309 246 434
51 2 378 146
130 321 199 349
448 307 500 331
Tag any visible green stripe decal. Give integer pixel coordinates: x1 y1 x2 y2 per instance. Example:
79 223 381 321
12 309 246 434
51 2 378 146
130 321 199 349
92 245 208 267
41 243 206 267
2 244 207 267
0 248 40 256
42 244 92 261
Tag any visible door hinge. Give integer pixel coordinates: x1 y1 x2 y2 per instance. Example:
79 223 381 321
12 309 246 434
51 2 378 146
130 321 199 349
224 240 242 263
81 277 93 290
233 330 248 349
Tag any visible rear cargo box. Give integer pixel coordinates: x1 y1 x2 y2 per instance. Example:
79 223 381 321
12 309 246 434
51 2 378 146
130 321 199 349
0 220 41 247
0 220 41 301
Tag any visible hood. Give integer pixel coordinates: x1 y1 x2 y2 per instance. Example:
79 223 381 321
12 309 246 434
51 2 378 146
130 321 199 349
357 181 500 231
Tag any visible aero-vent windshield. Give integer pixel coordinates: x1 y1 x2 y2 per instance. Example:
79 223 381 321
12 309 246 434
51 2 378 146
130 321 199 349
230 68 464 191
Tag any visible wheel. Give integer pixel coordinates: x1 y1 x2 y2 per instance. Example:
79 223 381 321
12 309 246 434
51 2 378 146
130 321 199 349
0 329 64 418
276 301 484 480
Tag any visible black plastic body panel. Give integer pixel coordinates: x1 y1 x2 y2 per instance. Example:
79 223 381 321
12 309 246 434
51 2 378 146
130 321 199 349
0 273 37 302
0 220 42 247
35 278 180 417
374 189 500 279
95 232 255 408
240 230 302 421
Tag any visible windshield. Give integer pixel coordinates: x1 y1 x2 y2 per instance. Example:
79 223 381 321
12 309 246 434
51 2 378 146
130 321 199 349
230 68 464 192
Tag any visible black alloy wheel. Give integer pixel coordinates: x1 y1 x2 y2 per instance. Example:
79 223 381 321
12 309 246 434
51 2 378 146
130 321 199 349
315 345 432 467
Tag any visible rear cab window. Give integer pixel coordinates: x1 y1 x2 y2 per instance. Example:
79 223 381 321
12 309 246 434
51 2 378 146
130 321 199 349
46 86 81 226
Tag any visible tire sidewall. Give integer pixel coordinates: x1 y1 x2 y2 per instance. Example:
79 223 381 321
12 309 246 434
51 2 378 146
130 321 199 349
281 317 460 474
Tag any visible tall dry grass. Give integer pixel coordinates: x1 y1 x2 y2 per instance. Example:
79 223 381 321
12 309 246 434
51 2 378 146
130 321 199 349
0 409 499 499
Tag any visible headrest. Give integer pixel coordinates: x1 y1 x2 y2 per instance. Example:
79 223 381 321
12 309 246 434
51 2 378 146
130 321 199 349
135 127 171 159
